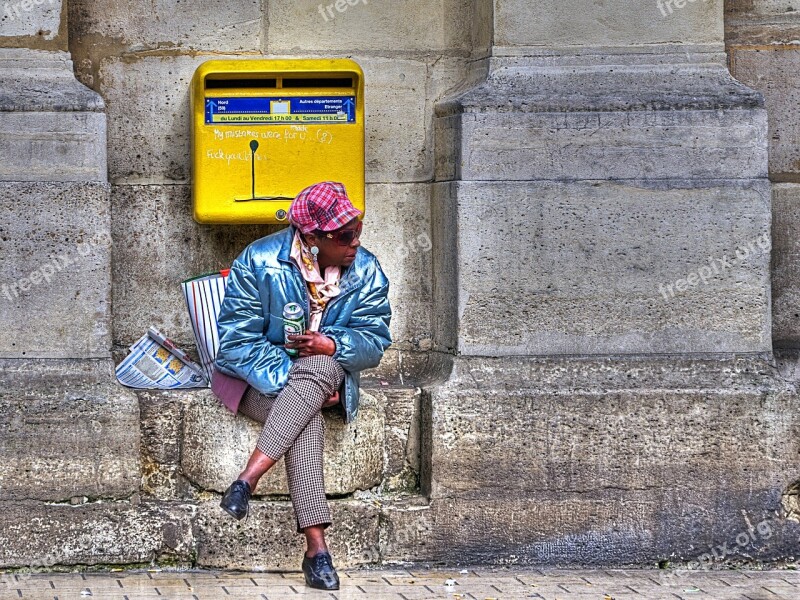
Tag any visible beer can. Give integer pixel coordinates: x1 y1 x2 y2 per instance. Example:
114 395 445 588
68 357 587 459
283 302 305 357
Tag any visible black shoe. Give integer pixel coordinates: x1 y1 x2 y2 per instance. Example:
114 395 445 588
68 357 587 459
220 479 251 521
302 551 340 590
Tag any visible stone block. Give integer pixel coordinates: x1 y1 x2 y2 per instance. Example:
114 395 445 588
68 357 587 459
0 50 106 182
494 0 723 48
111 184 273 349
432 180 771 356
181 389 384 495
0 500 195 568
380 493 800 566
0 0 62 40
138 390 198 500
731 47 800 179
0 111 107 182
99 54 206 183
0 182 112 358
376 387 422 493
448 108 767 182
194 499 380 569
359 57 430 183
361 183 432 349
267 0 472 53
69 0 261 52
0 359 141 501
428 357 798 501
771 184 800 346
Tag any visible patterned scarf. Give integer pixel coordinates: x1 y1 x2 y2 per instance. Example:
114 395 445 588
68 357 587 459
289 229 341 331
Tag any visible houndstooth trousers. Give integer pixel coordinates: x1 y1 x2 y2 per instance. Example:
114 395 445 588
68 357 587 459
237 354 345 534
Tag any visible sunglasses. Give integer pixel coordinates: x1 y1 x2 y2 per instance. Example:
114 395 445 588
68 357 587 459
325 221 363 246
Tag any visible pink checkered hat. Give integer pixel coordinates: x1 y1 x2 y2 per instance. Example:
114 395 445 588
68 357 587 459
288 181 363 234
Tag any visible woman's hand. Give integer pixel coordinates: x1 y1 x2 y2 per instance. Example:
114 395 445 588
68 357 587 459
323 390 340 408
285 331 336 358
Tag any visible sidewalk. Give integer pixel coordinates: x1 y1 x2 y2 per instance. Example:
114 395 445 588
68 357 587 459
2 566 799 600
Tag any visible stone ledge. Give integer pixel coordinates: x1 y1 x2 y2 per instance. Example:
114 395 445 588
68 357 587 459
194 499 380 570
436 58 763 115
380 494 800 567
0 500 196 568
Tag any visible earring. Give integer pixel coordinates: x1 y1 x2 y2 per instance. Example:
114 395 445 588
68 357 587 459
310 245 319 261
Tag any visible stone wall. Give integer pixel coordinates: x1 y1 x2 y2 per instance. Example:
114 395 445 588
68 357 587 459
2 0 800 573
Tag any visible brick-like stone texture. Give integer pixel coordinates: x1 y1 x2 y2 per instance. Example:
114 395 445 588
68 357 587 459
731 47 800 180
0 359 140 502
433 180 772 356
194 499 380 569
0 183 112 358
181 389 384 495
0 500 195 568
772 184 800 346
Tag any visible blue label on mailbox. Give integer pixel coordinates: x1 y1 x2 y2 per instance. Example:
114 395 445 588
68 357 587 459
205 96 356 125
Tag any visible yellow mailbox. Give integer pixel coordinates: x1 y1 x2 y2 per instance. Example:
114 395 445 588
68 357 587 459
190 59 365 224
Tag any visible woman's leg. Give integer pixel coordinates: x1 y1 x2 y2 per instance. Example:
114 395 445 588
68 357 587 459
284 410 331 553
235 385 278 489
256 355 344 460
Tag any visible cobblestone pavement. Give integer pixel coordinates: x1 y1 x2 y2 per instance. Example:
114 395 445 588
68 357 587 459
2 567 799 600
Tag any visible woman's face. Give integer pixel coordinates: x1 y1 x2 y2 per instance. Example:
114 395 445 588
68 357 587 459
305 218 362 268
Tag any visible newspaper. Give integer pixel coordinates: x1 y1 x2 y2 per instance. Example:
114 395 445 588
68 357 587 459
115 326 209 389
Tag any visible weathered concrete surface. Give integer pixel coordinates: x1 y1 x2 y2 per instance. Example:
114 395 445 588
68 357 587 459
182 390 385 495
0 500 196 568
772 184 800 347
432 179 771 356
428 356 797 499
0 50 106 181
494 0 724 48
138 390 196 501
378 356 800 565
69 0 261 52
726 0 800 45
194 499 380 569
375 387 422 493
0 182 112 358
268 0 473 53
360 184 432 351
730 47 800 181
381 493 800 566
0 0 62 40
437 107 766 182
0 359 140 501
111 184 272 350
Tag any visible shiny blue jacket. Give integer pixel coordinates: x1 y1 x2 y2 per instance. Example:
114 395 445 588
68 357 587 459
214 226 392 423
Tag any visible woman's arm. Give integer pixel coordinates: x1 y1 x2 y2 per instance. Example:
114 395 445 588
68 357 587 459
215 253 293 395
320 260 392 373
